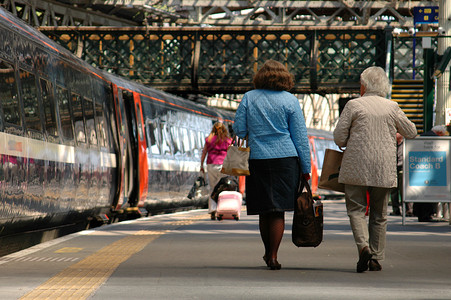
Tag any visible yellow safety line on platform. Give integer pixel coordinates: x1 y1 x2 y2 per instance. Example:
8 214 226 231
20 214 207 300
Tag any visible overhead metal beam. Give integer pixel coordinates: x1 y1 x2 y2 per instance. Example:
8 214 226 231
164 0 437 28
2 0 438 28
1 0 139 26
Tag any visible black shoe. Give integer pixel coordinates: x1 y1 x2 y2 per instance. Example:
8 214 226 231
369 259 382 271
210 212 216 220
390 212 401 216
268 258 281 270
263 255 269 267
356 246 372 273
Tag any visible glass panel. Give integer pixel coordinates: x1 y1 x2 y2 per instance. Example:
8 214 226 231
84 98 97 146
0 60 20 126
170 126 181 156
147 120 161 155
56 86 73 141
40 79 58 137
135 102 144 141
71 93 86 143
180 127 190 155
189 129 199 157
20 69 41 132
160 123 172 156
95 102 105 147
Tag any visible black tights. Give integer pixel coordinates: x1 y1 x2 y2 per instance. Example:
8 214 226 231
259 211 285 260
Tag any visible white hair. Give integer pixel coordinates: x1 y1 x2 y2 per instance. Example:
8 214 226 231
360 66 390 97
431 125 447 135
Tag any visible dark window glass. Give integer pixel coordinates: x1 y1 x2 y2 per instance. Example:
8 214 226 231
161 123 172 156
0 60 20 126
95 102 106 147
147 119 161 155
71 93 85 143
84 98 97 146
40 79 58 137
170 125 181 155
180 127 190 155
20 69 41 132
135 102 144 141
56 86 73 141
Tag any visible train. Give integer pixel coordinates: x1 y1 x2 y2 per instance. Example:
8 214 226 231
0 7 340 247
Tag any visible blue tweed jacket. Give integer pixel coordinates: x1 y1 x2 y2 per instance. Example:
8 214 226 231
232 89 311 174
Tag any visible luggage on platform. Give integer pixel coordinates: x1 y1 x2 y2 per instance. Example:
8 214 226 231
211 176 239 203
216 191 242 221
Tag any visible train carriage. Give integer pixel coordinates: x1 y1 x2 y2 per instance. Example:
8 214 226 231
0 7 236 245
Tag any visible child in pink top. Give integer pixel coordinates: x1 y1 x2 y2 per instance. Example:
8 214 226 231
200 122 233 219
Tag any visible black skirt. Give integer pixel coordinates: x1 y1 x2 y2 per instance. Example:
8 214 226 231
245 157 300 215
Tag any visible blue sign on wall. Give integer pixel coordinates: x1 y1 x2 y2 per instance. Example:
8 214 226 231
409 151 447 186
414 6 439 24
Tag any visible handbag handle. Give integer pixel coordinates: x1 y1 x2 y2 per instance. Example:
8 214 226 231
232 136 248 148
298 176 312 196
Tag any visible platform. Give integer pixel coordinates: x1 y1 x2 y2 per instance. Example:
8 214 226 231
1 200 450 300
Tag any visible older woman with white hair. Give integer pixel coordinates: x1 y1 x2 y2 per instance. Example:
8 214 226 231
334 66 417 273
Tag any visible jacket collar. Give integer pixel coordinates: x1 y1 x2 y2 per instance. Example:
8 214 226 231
363 92 380 97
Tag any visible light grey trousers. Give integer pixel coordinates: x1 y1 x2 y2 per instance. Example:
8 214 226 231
345 184 391 260
206 164 223 213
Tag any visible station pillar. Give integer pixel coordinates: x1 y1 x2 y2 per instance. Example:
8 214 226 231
436 0 451 126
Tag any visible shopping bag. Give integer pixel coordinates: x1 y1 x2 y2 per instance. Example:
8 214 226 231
318 148 345 193
187 174 207 199
221 138 250 176
292 177 323 247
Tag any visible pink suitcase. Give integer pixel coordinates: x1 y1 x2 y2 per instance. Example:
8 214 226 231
216 191 242 221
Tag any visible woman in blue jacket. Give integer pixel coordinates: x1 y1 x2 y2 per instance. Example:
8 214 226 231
233 60 311 270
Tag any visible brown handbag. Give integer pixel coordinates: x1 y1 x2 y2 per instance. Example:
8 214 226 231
292 177 323 247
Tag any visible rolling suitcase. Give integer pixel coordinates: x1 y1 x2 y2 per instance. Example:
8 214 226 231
216 191 242 221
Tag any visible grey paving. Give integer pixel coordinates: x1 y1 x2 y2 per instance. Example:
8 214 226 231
1 200 450 299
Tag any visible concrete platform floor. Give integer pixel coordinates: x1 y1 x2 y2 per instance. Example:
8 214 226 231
0 200 450 300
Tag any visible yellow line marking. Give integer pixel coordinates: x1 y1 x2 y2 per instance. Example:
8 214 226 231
20 215 207 300
54 247 83 254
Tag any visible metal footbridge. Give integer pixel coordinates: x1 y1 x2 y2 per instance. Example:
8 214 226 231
3 0 443 132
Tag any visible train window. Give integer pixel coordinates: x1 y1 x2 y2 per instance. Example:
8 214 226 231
160 123 172 156
56 86 74 141
84 98 97 146
71 93 86 144
95 102 106 147
135 102 144 141
189 129 199 157
0 60 21 126
146 120 161 155
40 79 58 138
20 69 42 132
170 126 182 156
180 127 191 155
198 131 205 149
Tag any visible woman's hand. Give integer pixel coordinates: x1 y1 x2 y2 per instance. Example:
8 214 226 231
303 173 311 181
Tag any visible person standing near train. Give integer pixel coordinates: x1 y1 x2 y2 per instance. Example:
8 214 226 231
232 59 311 270
334 66 417 273
200 122 233 219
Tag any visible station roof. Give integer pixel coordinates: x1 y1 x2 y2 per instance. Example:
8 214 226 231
5 0 439 28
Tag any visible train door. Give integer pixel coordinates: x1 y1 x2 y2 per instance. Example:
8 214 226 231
121 90 149 208
111 84 149 211
111 84 133 210
130 92 148 206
